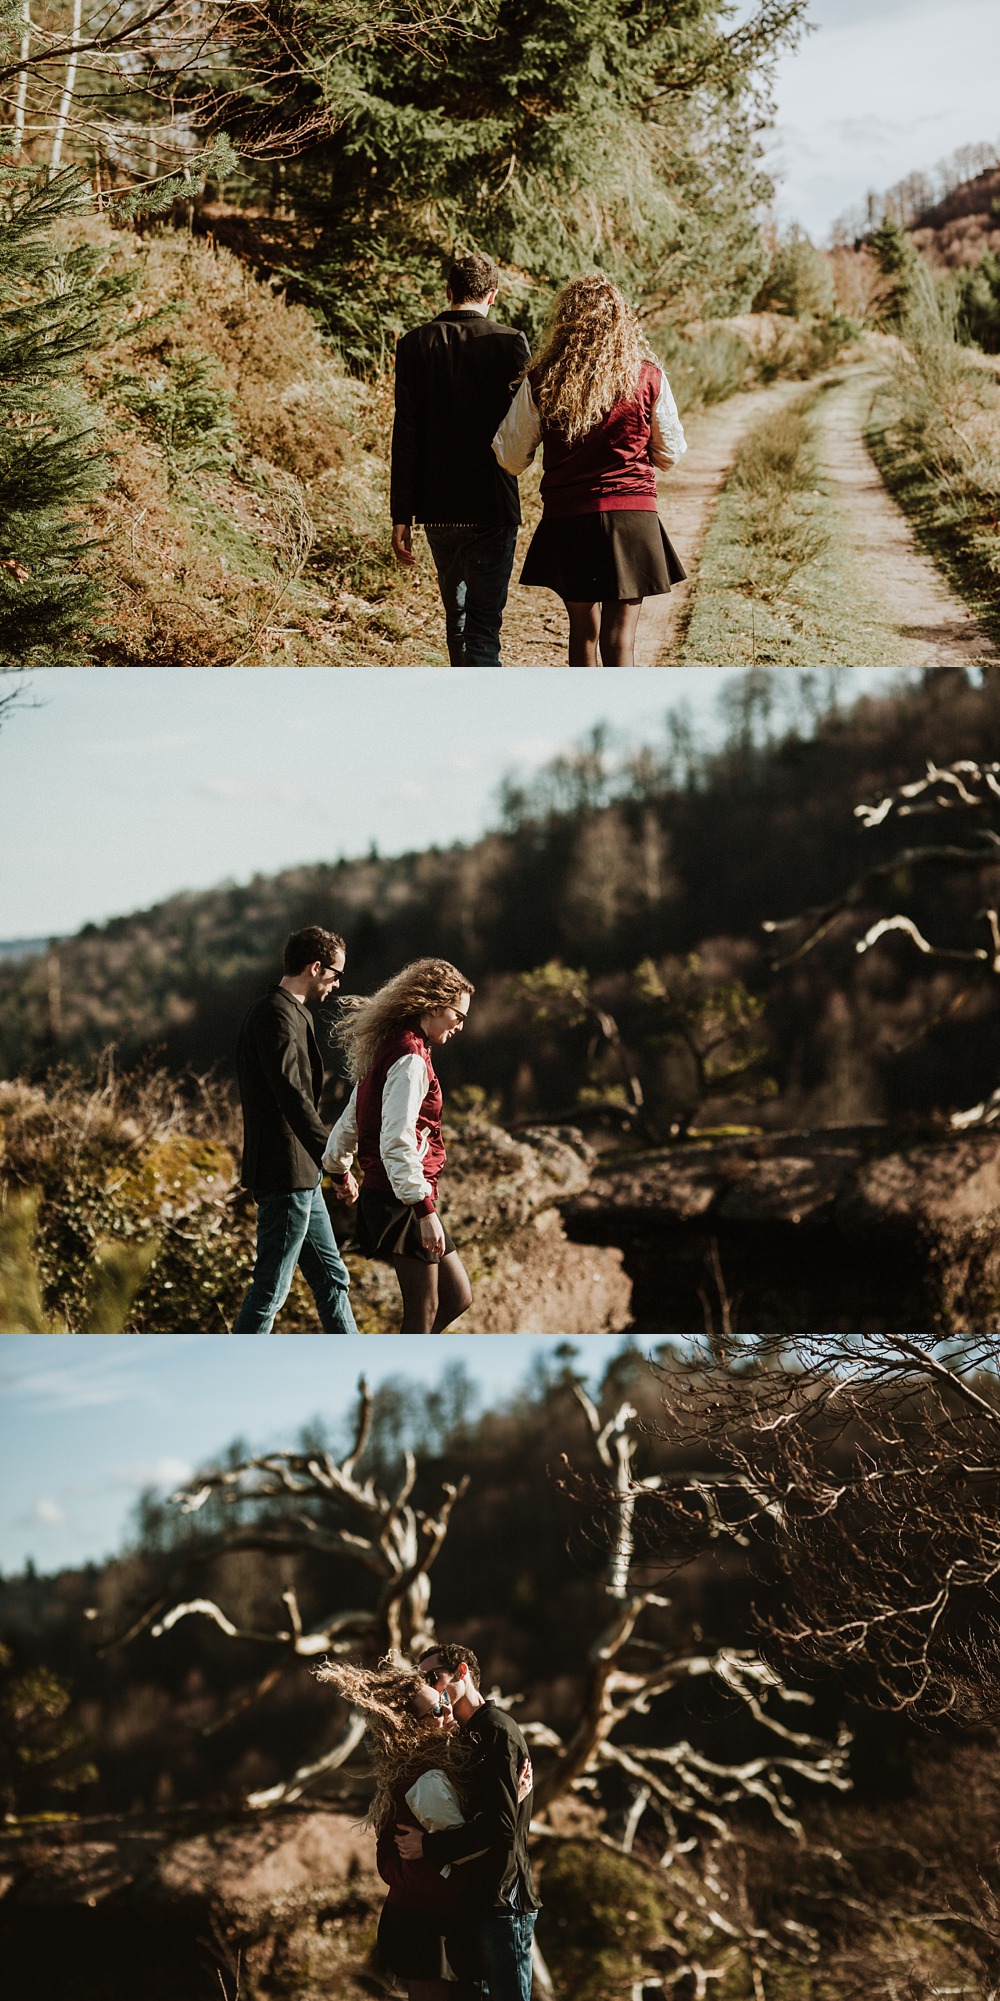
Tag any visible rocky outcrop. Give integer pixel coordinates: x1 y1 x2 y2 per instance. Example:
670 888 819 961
0 1807 382 2001
560 1125 1000 1333
345 1121 631 1335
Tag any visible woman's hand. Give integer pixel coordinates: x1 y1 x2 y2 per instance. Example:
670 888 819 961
419 1212 447 1260
329 1170 359 1205
517 1755 534 1803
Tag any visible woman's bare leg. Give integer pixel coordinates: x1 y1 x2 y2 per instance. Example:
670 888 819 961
564 600 601 666
598 598 643 666
433 1252 472 1332
392 1254 439 1333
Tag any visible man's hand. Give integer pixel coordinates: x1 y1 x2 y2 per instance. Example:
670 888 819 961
392 523 415 567
329 1171 359 1205
395 1821 425 1859
419 1212 447 1261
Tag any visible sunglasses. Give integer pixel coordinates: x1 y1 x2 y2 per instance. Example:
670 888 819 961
416 1691 452 1718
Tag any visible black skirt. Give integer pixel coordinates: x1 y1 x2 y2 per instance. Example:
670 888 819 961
376 1903 454 1981
519 508 686 602
356 1188 457 1265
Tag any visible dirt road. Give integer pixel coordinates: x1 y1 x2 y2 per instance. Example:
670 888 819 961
810 364 998 667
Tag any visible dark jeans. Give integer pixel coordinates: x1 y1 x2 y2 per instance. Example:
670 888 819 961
424 525 518 665
475 1912 536 2001
233 1176 359 1333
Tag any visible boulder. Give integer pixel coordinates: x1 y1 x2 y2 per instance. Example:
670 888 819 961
0 1807 382 2001
560 1126 1000 1334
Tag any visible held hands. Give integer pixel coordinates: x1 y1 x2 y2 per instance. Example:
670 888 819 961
391 524 415 567
419 1212 447 1261
395 1821 425 1860
329 1171 360 1205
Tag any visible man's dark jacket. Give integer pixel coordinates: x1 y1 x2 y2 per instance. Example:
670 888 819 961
390 310 530 528
422 1699 540 1915
237 987 329 1193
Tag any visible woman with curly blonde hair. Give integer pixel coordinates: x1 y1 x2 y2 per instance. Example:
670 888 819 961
323 958 474 1332
492 273 687 666
314 1656 475 2001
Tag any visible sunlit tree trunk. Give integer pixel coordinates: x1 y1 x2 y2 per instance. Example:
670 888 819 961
50 0 83 170
13 3 31 153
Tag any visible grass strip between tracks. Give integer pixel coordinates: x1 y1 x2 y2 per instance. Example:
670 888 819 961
677 377 900 668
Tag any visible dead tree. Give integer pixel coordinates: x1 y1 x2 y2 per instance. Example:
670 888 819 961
99 1377 468 1806
527 1387 849 1860
763 759 1000 1098
637 1336 1000 1720
562 1337 1000 1998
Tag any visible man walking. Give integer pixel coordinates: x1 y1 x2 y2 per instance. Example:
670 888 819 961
391 253 530 667
233 925 359 1334
397 1642 539 2001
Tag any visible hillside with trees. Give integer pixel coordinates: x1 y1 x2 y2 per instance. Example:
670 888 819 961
5 668 1000 1124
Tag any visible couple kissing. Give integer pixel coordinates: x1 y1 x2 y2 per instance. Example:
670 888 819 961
318 1643 538 2001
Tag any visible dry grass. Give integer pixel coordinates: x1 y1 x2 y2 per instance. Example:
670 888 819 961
865 304 1000 645
58 220 423 663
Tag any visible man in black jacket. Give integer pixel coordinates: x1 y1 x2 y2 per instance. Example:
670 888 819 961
397 1642 539 2001
233 925 359 1333
391 252 530 667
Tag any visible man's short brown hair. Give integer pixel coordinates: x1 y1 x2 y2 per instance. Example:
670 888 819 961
447 253 499 306
283 925 346 975
417 1641 481 1688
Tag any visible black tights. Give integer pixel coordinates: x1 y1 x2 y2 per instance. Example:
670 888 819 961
392 1249 473 1333
564 598 643 666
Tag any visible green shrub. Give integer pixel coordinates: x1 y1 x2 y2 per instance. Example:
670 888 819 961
538 1842 665 2001
753 225 836 320
113 349 237 488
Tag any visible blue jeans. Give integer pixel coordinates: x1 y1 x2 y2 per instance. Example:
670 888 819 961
234 1177 359 1333
476 1911 536 2001
424 525 518 665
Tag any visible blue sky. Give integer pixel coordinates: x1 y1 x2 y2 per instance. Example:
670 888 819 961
0 668 914 939
770 0 999 240
0 1334 648 1575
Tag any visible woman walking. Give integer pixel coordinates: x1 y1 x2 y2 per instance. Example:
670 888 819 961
492 273 687 666
323 957 474 1333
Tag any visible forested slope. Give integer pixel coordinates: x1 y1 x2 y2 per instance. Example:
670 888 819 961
5 668 1000 1127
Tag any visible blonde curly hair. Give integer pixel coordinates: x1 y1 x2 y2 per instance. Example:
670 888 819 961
333 957 474 1082
527 274 657 445
314 1655 473 1831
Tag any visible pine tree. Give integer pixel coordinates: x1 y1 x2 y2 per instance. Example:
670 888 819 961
0 148 125 663
259 0 809 361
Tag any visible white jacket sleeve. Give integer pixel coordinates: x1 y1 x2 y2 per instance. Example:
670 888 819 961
492 378 542 474
381 1054 434 1206
322 1085 358 1173
405 1769 465 1832
649 370 687 470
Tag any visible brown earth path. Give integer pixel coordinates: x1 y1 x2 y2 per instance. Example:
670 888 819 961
807 362 999 667
500 358 998 669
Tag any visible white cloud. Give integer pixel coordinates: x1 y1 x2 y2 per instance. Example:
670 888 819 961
20 1497 68 1527
115 1455 194 1491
